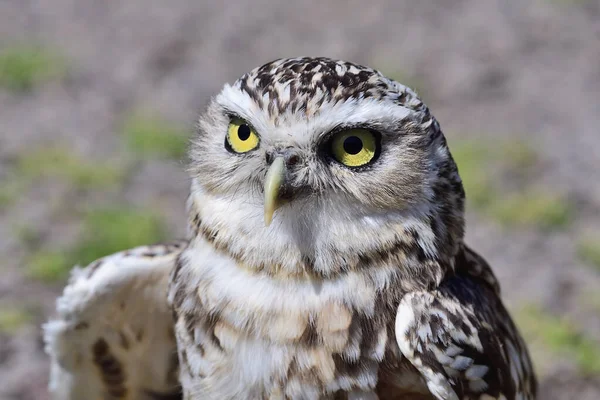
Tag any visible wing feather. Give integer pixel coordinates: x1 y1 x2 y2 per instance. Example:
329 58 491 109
43 241 187 400
395 247 537 400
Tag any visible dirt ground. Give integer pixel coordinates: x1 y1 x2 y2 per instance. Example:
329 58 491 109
1 1 600 399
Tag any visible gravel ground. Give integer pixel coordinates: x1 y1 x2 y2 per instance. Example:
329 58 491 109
1 1 599 399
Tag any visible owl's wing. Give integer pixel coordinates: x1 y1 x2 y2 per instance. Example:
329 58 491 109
394 246 537 400
43 241 188 400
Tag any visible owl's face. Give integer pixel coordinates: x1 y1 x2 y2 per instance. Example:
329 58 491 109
189 58 464 280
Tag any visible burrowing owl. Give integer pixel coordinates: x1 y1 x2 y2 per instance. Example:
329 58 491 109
44 57 537 400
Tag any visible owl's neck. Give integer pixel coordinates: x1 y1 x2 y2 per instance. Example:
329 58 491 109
185 177 464 291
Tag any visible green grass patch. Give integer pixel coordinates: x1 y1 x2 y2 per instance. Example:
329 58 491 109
577 236 600 271
121 113 189 160
26 207 168 283
16 147 125 190
0 45 66 91
516 306 600 376
0 307 32 334
580 289 600 314
499 140 539 171
0 178 25 209
27 250 71 283
1 147 125 212
70 208 168 266
450 138 573 229
451 140 496 209
489 191 572 230
14 224 43 249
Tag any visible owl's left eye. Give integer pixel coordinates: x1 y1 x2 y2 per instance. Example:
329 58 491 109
226 118 260 153
329 128 380 168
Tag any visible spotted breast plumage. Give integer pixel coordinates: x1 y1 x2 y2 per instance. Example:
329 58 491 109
44 57 537 400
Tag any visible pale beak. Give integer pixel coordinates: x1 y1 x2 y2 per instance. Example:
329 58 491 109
264 156 285 226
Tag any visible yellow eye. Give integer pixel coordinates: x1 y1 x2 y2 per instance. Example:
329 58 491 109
226 118 260 153
330 128 378 167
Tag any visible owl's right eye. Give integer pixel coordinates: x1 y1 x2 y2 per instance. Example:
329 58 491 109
226 118 260 153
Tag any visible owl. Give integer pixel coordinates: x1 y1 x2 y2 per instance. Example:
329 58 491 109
43 57 537 400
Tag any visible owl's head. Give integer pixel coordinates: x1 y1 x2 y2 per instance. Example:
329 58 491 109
189 57 465 286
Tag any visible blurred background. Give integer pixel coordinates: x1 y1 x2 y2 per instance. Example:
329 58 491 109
1 0 599 399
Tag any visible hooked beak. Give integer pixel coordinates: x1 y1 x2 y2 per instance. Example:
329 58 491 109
264 157 285 226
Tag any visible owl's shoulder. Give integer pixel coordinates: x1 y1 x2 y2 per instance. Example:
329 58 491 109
452 244 501 295
394 245 537 399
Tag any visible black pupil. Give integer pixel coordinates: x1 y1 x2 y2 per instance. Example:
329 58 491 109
238 124 251 141
343 136 363 155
